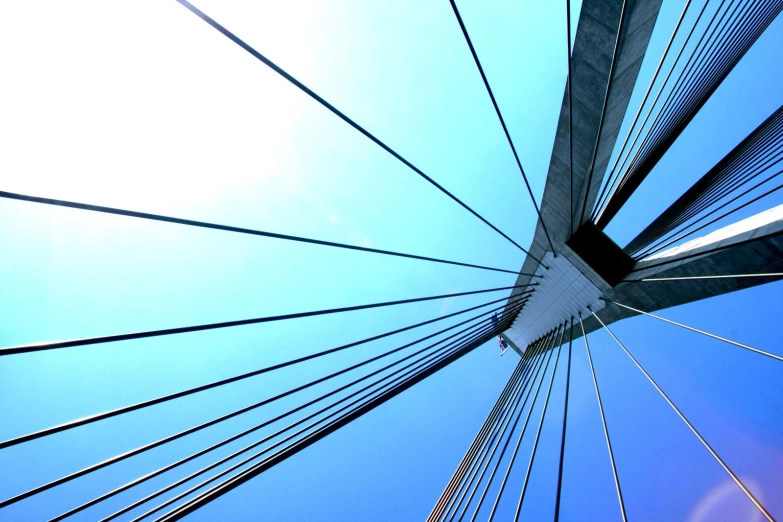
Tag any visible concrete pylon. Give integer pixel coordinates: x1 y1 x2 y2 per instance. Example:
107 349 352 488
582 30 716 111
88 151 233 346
503 0 783 353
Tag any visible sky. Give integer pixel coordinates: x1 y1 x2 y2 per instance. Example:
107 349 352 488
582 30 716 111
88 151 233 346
0 0 781 521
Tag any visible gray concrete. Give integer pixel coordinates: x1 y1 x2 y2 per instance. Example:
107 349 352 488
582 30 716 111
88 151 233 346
503 0 783 350
576 209 783 341
505 0 664 315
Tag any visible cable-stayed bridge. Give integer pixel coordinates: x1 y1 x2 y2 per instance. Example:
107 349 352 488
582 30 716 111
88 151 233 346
1 0 782 520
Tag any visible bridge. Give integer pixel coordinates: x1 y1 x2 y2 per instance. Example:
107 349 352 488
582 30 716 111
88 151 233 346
437 0 783 519
1 0 781 520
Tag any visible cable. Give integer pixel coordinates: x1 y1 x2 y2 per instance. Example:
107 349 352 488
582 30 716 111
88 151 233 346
441 332 552 521
651 122 783 243
444 334 547 521
0 190 525 287
579 313 627 522
426 351 532 521
487 324 566 521
591 0 695 221
593 0 712 221
1 288 535 450
0 299 526 509
510 324 566 521
600 0 751 218
469 327 562 521
603 298 783 362
666 117 783 231
624 0 779 222
104 318 511 522
577 0 627 226
436 333 549 521
638 0 774 177
1 283 535 356
649 143 783 248
449 0 556 254
132 322 508 522
638 168 783 258
428 359 527 520
55 303 528 520
616 0 751 193
626 227 783 274
634 106 783 250
12 289 527 455
592 311 774 522
153 318 508 520
626 107 783 257
596 0 782 227
461 327 560 521
613 0 737 193
554 318 574 521
663 135 783 233
175 0 531 255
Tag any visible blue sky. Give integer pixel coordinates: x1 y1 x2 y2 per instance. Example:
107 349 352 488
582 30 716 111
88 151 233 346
0 0 781 521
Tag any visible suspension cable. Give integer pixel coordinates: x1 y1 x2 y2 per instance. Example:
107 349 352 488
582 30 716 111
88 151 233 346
0 303 528 517
599 0 765 221
175 0 530 254
638 107 783 249
102 318 513 522
1 283 535 356
2 292 533 452
579 313 627 522
487 324 566 520
460 328 559 521
153 319 508 520
626 227 783 274
596 0 782 227
442 331 552 521
591 0 695 221
130 321 508 522
54 304 528 520
592 311 774 522
658 117 783 238
472 327 562 520
592 0 712 221
626 107 783 257
0 300 526 508
637 168 783 258
427 348 533 521
436 333 548 521
577 0 627 226
0 190 525 278
602 0 733 208
603 299 783 362
449 0 556 254
554 317 574 521
510 324 566 521
623 0 777 212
